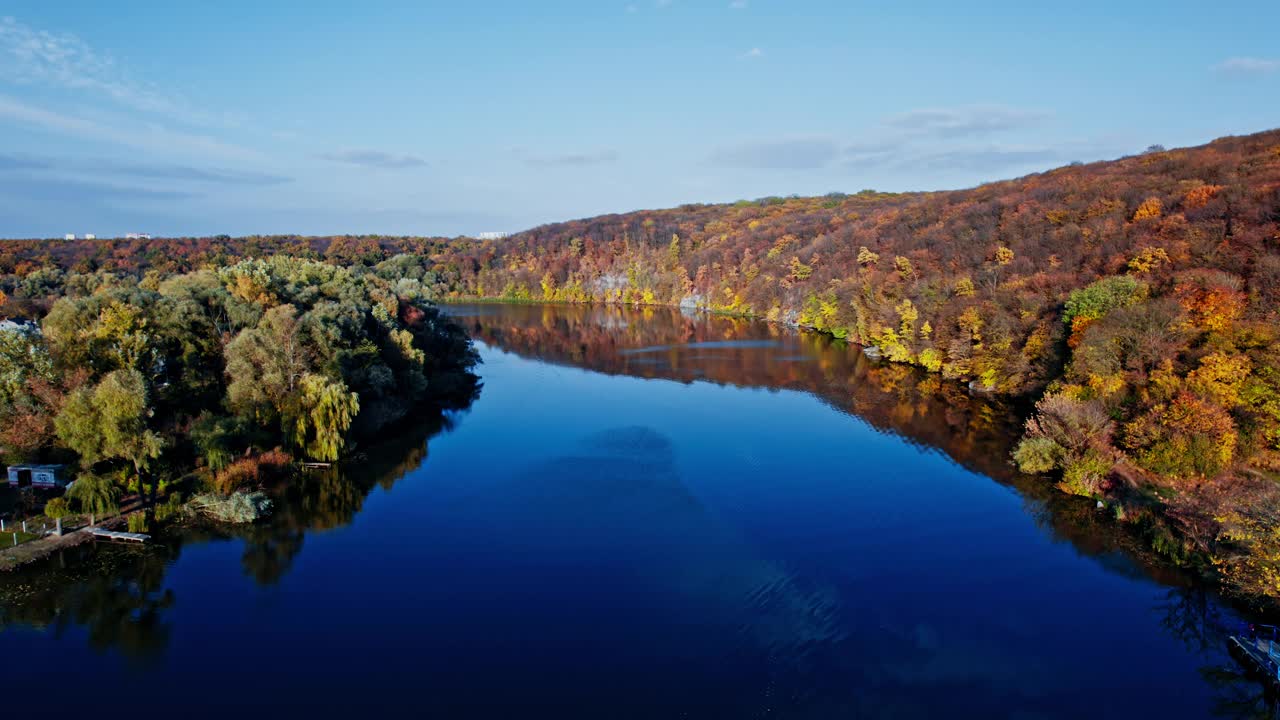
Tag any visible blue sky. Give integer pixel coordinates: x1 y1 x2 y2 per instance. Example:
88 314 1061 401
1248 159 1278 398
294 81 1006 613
1 1 1277 239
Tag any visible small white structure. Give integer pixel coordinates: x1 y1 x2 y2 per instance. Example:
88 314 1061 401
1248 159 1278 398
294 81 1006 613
64 234 76 240
84 234 96 240
125 233 153 240
477 231 510 240
7 464 68 489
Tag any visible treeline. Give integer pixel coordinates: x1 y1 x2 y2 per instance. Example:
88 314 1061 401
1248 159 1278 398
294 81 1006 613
1 128 1278 600
432 129 1280 601
0 235 463 320
0 255 478 518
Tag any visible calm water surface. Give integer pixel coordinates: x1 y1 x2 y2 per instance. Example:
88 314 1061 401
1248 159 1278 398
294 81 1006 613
1 303 1270 718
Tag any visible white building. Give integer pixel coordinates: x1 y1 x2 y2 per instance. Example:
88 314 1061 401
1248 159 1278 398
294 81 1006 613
477 231 510 240
84 234 96 240
65 234 76 240
125 233 153 240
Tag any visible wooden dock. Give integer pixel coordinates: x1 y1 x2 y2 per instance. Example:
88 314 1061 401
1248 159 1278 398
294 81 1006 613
1230 634 1280 686
86 527 150 543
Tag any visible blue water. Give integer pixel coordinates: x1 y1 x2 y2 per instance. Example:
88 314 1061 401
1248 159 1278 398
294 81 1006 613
0 304 1265 717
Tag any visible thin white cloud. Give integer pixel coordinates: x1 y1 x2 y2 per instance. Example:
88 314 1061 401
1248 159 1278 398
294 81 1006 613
515 148 619 168
0 151 290 185
844 143 1065 173
706 103 1063 174
739 47 763 60
319 149 428 169
730 0 748 8
1214 57 1280 74
708 138 838 169
0 15 231 127
885 105 1049 138
0 94 262 161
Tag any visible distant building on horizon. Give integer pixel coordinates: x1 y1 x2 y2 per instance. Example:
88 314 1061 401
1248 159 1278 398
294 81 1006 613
64 234 75 240
125 233 153 240
477 231 510 240
84 233 96 240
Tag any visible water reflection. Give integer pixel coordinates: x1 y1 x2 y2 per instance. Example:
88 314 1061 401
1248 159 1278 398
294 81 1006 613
2 302 1276 717
0 542 176 662
452 303 1188 584
446 302 1276 716
0 408 468 659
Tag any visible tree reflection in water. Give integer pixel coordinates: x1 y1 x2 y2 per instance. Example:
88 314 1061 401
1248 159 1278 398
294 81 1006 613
0 404 471 660
3 302 1279 716
0 542 176 663
451 302 1278 717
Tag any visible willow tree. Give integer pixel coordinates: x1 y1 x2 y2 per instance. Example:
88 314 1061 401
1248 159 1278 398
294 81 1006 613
290 373 360 462
55 368 164 486
67 472 121 525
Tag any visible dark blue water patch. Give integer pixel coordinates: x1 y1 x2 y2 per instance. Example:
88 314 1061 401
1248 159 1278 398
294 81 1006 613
1 303 1270 718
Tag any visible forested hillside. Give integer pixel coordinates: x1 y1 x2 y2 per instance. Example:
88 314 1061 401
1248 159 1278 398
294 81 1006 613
428 129 1280 601
1 129 1279 601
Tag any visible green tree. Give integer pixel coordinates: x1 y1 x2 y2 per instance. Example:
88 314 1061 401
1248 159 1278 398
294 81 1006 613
55 369 165 483
43 496 72 519
290 373 360 461
67 472 121 525
226 304 311 422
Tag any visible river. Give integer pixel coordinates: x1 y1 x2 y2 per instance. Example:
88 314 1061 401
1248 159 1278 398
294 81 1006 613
0 303 1269 718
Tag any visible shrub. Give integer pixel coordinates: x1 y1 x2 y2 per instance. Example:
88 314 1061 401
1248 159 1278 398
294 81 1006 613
1013 437 1062 474
1059 451 1113 497
1023 393 1114 457
211 448 293 495
127 513 149 533
43 497 72 519
154 493 185 523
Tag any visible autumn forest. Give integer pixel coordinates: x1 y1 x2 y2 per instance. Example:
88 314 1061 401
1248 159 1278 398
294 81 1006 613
2 128 1280 605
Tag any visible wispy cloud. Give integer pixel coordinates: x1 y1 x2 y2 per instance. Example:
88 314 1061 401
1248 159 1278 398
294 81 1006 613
707 104 1066 176
738 47 763 60
0 175 195 203
1214 57 1280 74
0 152 291 185
0 152 50 170
319 149 428 169
729 0 748 8
0 15 232 127
708 138 838 169
845 144 1065 173
515 148 619 168
0 94 262 160
885 105 1049 138
85 159 291 185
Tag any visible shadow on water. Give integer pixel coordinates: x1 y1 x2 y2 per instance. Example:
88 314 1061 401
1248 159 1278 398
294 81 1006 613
0 403 474 662
444 302 1280 718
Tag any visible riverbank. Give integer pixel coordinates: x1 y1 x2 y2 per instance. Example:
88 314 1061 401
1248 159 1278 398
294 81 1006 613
1 523 96 572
